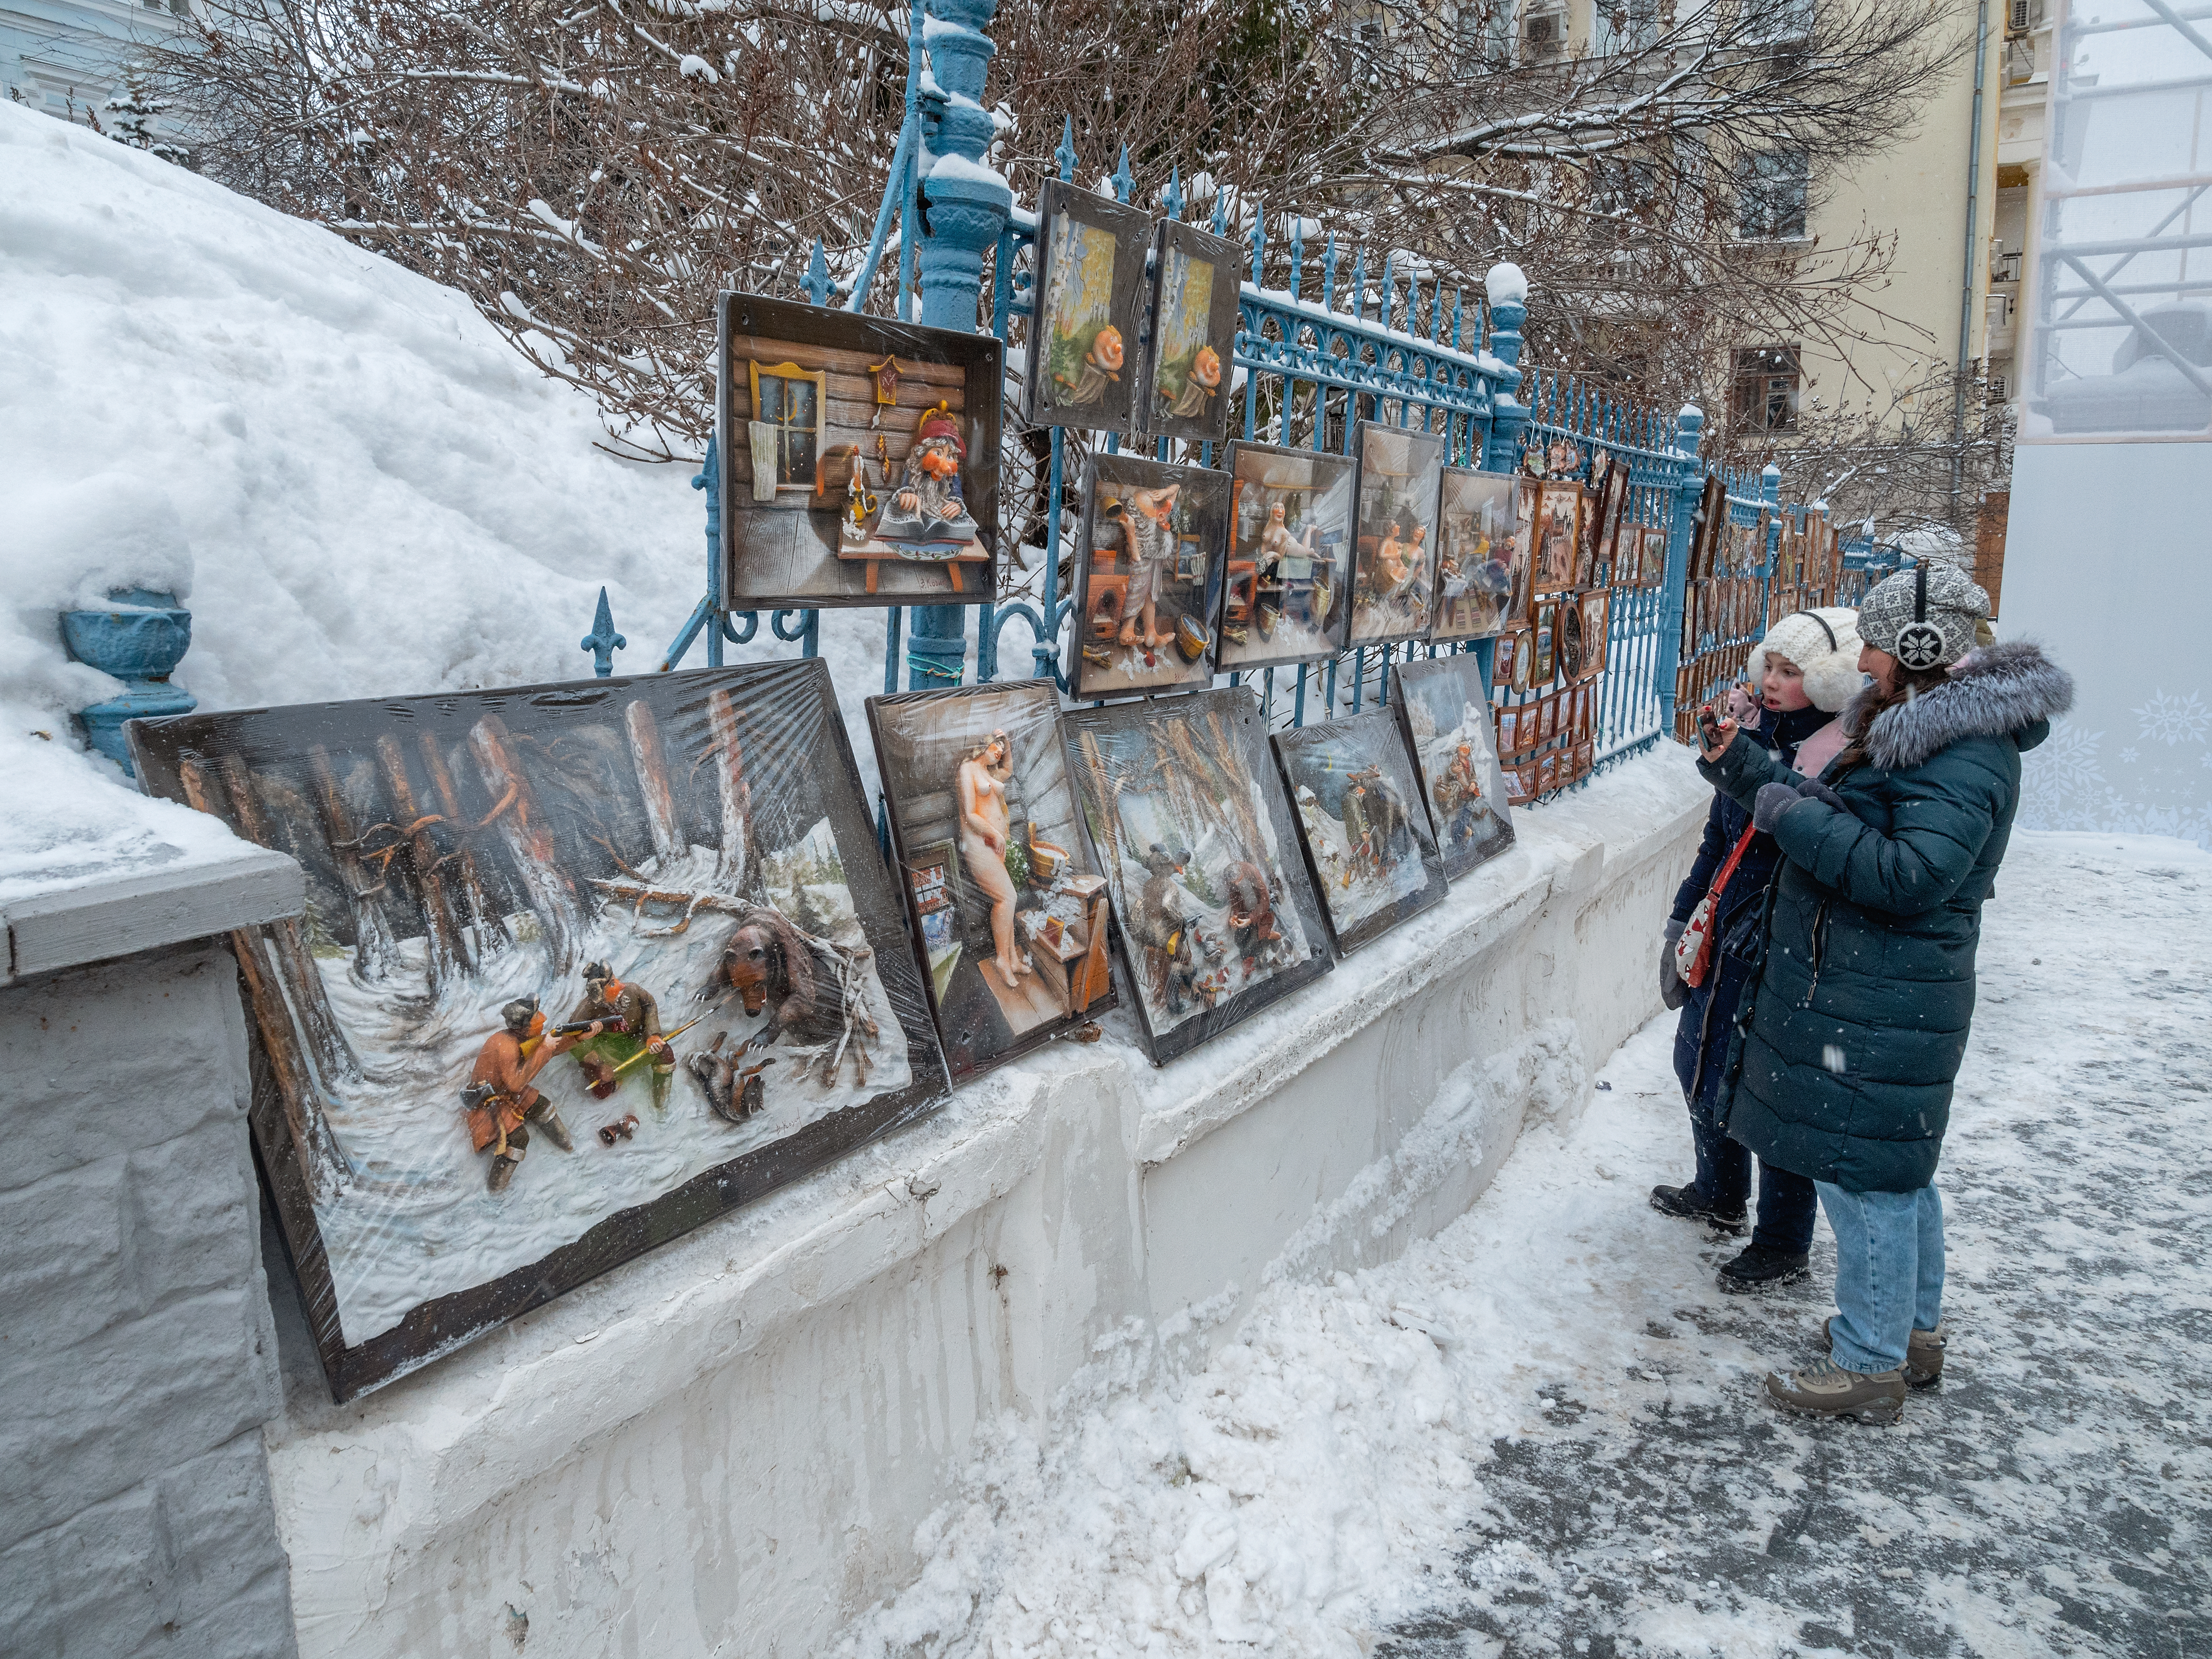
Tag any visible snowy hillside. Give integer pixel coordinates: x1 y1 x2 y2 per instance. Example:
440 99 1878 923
0 104 891 890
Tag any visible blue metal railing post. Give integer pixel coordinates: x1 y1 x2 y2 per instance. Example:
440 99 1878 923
1653 405 1706 742
907 0 1011 690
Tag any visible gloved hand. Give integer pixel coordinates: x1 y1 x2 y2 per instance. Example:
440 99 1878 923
1660 919 1688 1011
1796 775 1847 812
1752 781 1801 834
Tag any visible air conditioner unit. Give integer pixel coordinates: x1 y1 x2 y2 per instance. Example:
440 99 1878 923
1988 373 2009 402
1525 12 1562 54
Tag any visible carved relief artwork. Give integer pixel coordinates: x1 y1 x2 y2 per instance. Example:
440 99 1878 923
129 661 947 1400
1069 454 1231 698
1273 713 1450 955
1027 180 1152 434
1348 422 1447 646
1139 218 1243 444
1214 441 1358 673
719 293 1001 609
1432 468 1525 643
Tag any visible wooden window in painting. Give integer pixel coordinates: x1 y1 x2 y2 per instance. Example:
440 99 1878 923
748 359 827 501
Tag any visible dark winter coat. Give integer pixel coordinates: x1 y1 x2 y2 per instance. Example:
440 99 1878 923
1707 641 2073 1192
1671 703 1833 1110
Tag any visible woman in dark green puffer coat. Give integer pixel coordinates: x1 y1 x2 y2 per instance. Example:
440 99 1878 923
1697 559 2072 1423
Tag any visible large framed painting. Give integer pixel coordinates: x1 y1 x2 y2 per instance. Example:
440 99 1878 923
1139 218 1242 445
720 293 1001 609
1215 440 1357 674
1532 480 1581 595
1431 467 1525 643
128 662 949 1401
1069 453 1231 698
1272 713 1449 955
1348 422 1446 646
1027 180 1152 434
868 680 1117 1082
1061 688 1332 1064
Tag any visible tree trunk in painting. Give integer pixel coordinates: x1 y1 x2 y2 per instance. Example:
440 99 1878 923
624 699 684 867
707 688 754 894
218 755 363 1085
468 714 587 975
307 743 404 987
418 732 515 969
178 760 347 1197
374 735 469 1000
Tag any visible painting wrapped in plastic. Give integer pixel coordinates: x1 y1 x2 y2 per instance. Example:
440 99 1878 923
1392 654 1517 880
1061 688 1331 1065
1272 713 1450 956
1025 180 1152 435
1069 453 1231 699
868 679 1118 1082
127 661 949 1400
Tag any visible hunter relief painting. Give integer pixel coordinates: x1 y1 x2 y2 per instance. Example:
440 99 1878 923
1062 688 1331 1065
719 292 1001 609
1140 218 1242 444
868 680 1117 1081
1274 714 1449 956
1349 422 1446 646
1215 440 1357 674
1432 467 1525 642
1027 180 1152 434
1070 453 1230 698
1393 654 1516 879
130 661 948 1400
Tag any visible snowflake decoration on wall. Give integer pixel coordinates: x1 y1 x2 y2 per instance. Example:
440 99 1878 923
2019 719 2107 830
2121 746 2140 765
2135 689 2209 748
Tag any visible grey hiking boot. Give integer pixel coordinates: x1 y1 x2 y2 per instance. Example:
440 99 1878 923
1764 1357 1907 1424
1822 1317 1945 1389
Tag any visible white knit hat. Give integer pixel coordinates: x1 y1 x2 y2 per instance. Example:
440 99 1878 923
1752 606 1865 712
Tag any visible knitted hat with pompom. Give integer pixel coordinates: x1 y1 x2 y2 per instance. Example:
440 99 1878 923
1752 606 1866 713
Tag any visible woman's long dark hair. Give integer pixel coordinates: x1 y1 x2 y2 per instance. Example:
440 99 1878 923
1836 662 1953 770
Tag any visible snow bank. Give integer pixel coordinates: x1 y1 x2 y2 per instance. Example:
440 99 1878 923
0 103 898 900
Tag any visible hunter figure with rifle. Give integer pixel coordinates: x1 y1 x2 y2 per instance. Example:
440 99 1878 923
463 996 600 1194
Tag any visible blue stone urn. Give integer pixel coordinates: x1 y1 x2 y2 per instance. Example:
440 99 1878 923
61 586 198 773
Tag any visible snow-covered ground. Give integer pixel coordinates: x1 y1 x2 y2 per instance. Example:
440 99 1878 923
832 830 2212 1657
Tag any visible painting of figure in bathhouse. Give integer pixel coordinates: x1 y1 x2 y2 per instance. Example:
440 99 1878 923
1432 468 1526 642
1027 180 1150 434
1069 453 1231 698
1348 422 1447 646
1062 689 1331 1064
1215 441 1357 674
1392 653 1517 880
1273 713 1449 955
129 659 945 1400
868 680 1117 1082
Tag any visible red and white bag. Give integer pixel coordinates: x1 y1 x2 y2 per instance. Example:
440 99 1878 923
1674 827 1758 990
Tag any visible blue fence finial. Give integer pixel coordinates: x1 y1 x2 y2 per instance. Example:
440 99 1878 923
1249 210 1266 283
1056 115 1077 182
1380 252 1395 332
582 587 627 678
803 238 831 307
1211 185 1228 235
1349 244 1367 321
1450 286 1464 349
1164 164 1184 221
1322 233 1339 312
1288 214 1305 297
1112 144 1134 203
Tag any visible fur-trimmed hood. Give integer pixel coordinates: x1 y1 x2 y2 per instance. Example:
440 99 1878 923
1848 639 2074 771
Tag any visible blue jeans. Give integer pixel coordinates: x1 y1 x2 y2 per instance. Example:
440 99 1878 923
1816 1181 1944 1372
1689 1091 1818 1254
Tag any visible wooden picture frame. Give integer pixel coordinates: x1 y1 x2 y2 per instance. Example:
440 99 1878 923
1532 599 1558 683
1027 180 1153 434
1272 714 1450 955
720 292 1002 609
1138 217 1243 444
130 661 949 1401
1579 587 1611 679
1068 453 1231 699
1348 422 1447 647
1393 654 1517 879
1432 468 1525 643
1215 441 1358 674
1533 480 1582 595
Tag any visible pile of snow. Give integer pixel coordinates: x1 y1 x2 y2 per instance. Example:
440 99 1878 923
0 104 894 895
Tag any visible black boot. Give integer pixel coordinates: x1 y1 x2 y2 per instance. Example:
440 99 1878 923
1650 1184 1746 1234
1718 1240 1811 1293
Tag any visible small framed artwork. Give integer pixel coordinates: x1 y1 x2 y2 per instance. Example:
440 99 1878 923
1556 595 1587 683
1027 180 1152 434
131 661 949 1401
1506 763 1535 806
1532 600 1558 684
1138 218 1242 445
720 293 1002 610
1537 749 1559 793
1579 588 1611 679
1645 524 1669 587
1061 688 1332 1065
868 679 1119 1083
1393 654 1517 878
1069 454 1232 698
1494 626 1528 692
1497 707 1519 757
1533 481 1581 594
1432 468 1525 643
1573 483 1604 588
1692 474 1727 580
1575 736 1595 777
1349 422 1447 646
1595 464 1630 582
1273 714 1450 955
1540 690 1560 744
1217 441 1358 673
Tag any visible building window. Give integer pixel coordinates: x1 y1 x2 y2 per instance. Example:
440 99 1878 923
1455 2 1513 65
1737 151 1808 241
1732 346 1802 434
1597 0 1659 54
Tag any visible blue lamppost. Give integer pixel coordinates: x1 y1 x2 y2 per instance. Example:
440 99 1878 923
906 0 1012 691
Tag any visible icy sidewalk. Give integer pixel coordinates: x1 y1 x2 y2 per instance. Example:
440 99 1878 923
833 831 2212 1658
